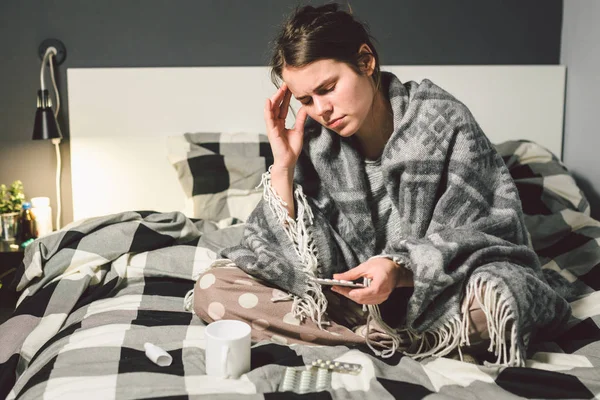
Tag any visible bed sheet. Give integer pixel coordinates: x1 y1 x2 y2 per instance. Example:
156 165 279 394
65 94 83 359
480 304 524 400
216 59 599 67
1 141 600 399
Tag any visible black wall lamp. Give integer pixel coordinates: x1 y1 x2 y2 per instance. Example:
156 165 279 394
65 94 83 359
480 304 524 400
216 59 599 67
32 38 67 230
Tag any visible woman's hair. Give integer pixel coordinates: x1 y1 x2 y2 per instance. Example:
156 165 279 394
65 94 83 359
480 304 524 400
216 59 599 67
270 3 381 89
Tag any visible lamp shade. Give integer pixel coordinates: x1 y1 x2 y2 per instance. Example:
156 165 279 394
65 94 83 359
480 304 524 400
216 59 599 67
32 89 62 140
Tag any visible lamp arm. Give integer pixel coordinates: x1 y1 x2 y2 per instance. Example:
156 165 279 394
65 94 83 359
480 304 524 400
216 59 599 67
39 47 57 92
48 53 60 116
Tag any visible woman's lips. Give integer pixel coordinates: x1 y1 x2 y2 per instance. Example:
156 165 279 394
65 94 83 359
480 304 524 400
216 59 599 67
327 116 344 129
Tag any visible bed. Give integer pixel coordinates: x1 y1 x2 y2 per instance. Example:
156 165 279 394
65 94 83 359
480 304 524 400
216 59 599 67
2 65 600 399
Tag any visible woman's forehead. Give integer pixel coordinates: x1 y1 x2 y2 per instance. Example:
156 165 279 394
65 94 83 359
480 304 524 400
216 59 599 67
282 59 345 95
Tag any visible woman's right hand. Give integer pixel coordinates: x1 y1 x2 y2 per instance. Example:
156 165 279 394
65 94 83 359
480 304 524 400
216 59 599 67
264 83 308 170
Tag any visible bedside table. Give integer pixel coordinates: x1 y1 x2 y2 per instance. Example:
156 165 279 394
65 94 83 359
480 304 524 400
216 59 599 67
0 240 24 324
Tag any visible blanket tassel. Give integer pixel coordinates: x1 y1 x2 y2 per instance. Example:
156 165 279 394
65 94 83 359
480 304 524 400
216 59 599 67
402 277 525 366
261 168 329 329
364 276 525 366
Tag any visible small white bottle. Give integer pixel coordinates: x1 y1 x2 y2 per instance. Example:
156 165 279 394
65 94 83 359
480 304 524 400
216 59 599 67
31 197 53 237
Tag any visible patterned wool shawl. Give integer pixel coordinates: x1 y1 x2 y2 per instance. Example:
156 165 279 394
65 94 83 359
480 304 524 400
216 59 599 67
222 72 571 365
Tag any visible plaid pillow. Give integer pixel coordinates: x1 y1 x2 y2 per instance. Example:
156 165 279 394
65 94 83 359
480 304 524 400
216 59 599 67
495 140 598 295
168 132 273 222
495 140 589 215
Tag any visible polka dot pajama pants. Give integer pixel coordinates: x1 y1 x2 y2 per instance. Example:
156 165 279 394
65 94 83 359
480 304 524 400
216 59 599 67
193 266 368 346
193 266 490 349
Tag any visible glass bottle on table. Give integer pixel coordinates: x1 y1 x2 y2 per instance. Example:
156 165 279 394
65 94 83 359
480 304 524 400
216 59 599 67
19 202 36 243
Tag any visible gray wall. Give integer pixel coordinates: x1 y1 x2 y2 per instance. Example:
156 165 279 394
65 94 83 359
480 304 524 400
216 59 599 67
561 1 600 219
0 0 563 226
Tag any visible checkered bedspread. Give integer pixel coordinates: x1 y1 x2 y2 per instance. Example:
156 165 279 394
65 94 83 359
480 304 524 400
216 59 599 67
1 140 600 399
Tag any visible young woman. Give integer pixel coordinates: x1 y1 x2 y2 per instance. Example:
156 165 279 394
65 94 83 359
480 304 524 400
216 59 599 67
194 3 570 366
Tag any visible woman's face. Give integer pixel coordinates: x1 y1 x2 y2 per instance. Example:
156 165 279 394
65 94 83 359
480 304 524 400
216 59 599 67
282 59 376 137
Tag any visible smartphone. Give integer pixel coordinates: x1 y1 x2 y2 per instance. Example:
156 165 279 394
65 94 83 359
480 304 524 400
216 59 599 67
312 277 366 288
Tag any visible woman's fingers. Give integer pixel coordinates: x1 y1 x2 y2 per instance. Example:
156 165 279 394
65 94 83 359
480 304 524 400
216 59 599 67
271 83 288 115
332 261 391 304
266 85 292 137
332 286 384 305
333 263 367 281
264 98 276 133
270 83 287 105
278 88 292 120
293 106 308 134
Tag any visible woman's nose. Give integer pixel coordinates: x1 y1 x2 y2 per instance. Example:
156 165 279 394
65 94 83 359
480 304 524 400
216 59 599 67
313 96 332 117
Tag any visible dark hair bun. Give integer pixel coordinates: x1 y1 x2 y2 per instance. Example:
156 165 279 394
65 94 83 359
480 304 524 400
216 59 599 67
301 3 340 15
269 2 381 89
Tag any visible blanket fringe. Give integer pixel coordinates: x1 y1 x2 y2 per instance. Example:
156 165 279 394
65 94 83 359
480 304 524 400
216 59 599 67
260 168 328 328
401 277 525 366
260 167 316 262
365 304 405 358
460 276 525 366
183 289 195 313
364 276 525 366
404 317 464 360
291 279 330 327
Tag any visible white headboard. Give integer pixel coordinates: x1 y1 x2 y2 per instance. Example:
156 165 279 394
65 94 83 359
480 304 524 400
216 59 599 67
67 66 566 222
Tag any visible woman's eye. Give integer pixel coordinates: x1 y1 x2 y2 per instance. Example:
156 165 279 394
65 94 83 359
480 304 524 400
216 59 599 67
299 85 335 105
317 86 335 95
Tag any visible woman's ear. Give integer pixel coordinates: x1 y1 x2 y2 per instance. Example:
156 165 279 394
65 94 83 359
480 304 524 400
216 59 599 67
357 43 376 76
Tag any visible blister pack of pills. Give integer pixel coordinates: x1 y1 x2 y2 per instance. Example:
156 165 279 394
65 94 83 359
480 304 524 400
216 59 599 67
279 366 332 393
309 359 362 374
278 359 362 393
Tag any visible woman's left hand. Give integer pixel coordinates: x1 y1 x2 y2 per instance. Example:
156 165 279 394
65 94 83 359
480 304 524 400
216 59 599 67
331 258 414 305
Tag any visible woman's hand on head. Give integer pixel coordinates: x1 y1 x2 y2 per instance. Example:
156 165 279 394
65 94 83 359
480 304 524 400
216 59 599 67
331 257 414 305
264 84 308 171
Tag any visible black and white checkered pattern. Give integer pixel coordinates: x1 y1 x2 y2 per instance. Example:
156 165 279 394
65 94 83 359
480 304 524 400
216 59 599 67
496 141 598 295
1 141 600 399
168 132 274 223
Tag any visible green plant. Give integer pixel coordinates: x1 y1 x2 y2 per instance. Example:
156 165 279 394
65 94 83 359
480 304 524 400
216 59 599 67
0 180 25 214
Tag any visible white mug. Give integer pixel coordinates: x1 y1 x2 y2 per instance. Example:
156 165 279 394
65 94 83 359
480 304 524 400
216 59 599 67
205 319 251 379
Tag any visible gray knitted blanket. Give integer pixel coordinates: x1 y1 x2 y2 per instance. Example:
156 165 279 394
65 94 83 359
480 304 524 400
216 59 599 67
222 72 571 365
